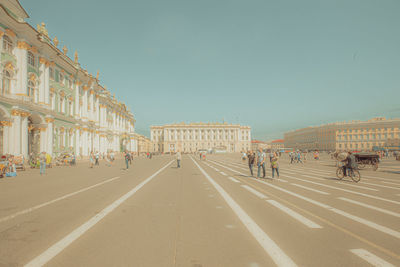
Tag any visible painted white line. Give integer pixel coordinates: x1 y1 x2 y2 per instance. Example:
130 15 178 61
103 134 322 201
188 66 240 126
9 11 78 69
214 168 220 172
350 249 395 267
381 181 400 186
363 175 400 183
0 176 121 224
191 157 297 267
291 183 330 195
359 181 400 190
210 160 400 239
228 177 240 183
338 197 400 218
220 171 227 176
266 200 322 229
291 175 400 205
295 173 378 192
241 185 268 199
24 161 173 267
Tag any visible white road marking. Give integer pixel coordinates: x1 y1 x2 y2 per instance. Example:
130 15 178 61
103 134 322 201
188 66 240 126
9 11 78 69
266 200 322 229
381 181 400 186
334 181 379 192
220 171 227 176
338 197 400 218
286 174 400 205
350 249 395 267
359 181 400 190
228 177 240 183
210 160 400 239
214 168 220 172
24 161 173 267
0 176 121 224
191 157 297 267
216 206 223 209
291 183 330 195
241 185 268 199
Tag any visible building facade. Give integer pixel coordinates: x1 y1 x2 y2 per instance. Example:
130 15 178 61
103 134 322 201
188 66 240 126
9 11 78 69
151 122 251 153
284 117 400 151
0 0 136 157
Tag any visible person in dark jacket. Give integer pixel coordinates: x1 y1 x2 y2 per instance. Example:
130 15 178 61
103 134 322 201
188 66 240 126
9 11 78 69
247 150 255 176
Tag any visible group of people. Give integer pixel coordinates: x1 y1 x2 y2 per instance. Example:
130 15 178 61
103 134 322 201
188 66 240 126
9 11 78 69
247 149 280 179
89 150 116 168
289 151 305 164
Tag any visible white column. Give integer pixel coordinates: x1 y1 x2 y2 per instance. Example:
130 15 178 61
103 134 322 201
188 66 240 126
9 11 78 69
46 119 53 156
3 123 10 154
40 128 47 152
75 127 80 156
21 116 28 157
15 45 28 96
12 114 21 155
39 62 46 104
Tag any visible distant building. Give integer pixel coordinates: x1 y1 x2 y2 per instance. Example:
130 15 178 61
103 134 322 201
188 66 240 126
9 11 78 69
270 139 284 150
151 122 251 153
284 117 400 151
135 134 151 154
251 140 269 151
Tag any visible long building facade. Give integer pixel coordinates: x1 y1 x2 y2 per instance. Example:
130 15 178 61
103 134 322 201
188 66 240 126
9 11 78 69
0 0 136 157
284 117 400 151
151 122 251 153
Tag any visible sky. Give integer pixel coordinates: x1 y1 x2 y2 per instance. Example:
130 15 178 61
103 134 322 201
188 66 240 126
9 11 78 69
21 0 400 140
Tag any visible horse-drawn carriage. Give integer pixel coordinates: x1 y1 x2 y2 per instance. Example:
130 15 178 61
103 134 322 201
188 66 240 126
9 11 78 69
353 152 379 171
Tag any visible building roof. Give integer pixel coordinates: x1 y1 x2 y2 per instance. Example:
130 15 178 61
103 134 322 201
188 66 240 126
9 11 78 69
271 139 284 143
251 140 265 144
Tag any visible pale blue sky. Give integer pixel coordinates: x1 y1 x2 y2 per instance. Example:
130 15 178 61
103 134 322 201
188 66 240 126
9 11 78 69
21 0 400 140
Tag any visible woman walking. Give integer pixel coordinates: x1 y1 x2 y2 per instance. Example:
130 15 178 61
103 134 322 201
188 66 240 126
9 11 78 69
271 156 279 178
89 151 95 168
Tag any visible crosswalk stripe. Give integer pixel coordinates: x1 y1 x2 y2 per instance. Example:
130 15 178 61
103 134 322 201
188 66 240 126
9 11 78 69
241 185 268 199
208 160 400 239
350 249 395 267
291 183 330 195
284 174 400 205
266 200 322 229
220 171 227 176
228 177 240 183
191 157 297 267
338 197 400 218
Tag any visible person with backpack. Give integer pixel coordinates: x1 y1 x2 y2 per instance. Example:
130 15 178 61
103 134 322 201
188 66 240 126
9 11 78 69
256 148 266 178
176 150 182 168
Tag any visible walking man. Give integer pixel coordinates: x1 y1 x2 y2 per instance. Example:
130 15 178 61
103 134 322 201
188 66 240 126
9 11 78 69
176 150 182 168
247 150 255 176
257 148 266 178
124 150 130 170
39 151 46 175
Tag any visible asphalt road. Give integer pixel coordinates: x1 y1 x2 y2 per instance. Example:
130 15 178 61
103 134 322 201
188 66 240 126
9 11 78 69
0 154 399 267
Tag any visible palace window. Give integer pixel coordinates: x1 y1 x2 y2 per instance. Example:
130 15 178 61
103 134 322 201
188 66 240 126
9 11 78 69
28 80 35 100
3 35 13 53
1 69 11 95
28 51 35 66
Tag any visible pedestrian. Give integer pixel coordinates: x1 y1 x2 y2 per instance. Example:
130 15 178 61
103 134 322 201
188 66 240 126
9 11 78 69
95 151 100 166
199 152 202 160
176 150 182 168
271 156 279 178
247 150 255 176
89 151 94 168
129 151 132 165
256 148 266 178
71 152 76 166
124 150 130 169
297 151 303 164
39 151 46 175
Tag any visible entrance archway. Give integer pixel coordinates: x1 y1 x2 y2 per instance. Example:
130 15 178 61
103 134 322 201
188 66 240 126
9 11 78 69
28 113 44 156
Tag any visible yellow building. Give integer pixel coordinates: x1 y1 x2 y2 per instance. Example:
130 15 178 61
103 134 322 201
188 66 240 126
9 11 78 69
151 122 251 153
284 117 400 151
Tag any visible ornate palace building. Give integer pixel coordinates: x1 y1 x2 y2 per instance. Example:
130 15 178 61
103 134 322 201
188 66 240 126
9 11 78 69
284 117 400 151
0 0 136 157
151 122 251 153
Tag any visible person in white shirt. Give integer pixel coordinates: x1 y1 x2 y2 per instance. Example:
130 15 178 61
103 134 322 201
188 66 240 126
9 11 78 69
176 151 182 168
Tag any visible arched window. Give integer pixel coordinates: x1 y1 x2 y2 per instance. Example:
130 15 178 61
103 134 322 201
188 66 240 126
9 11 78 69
3 35 13 53
28 80 35 100
28 51 35 66
2 69 11 95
